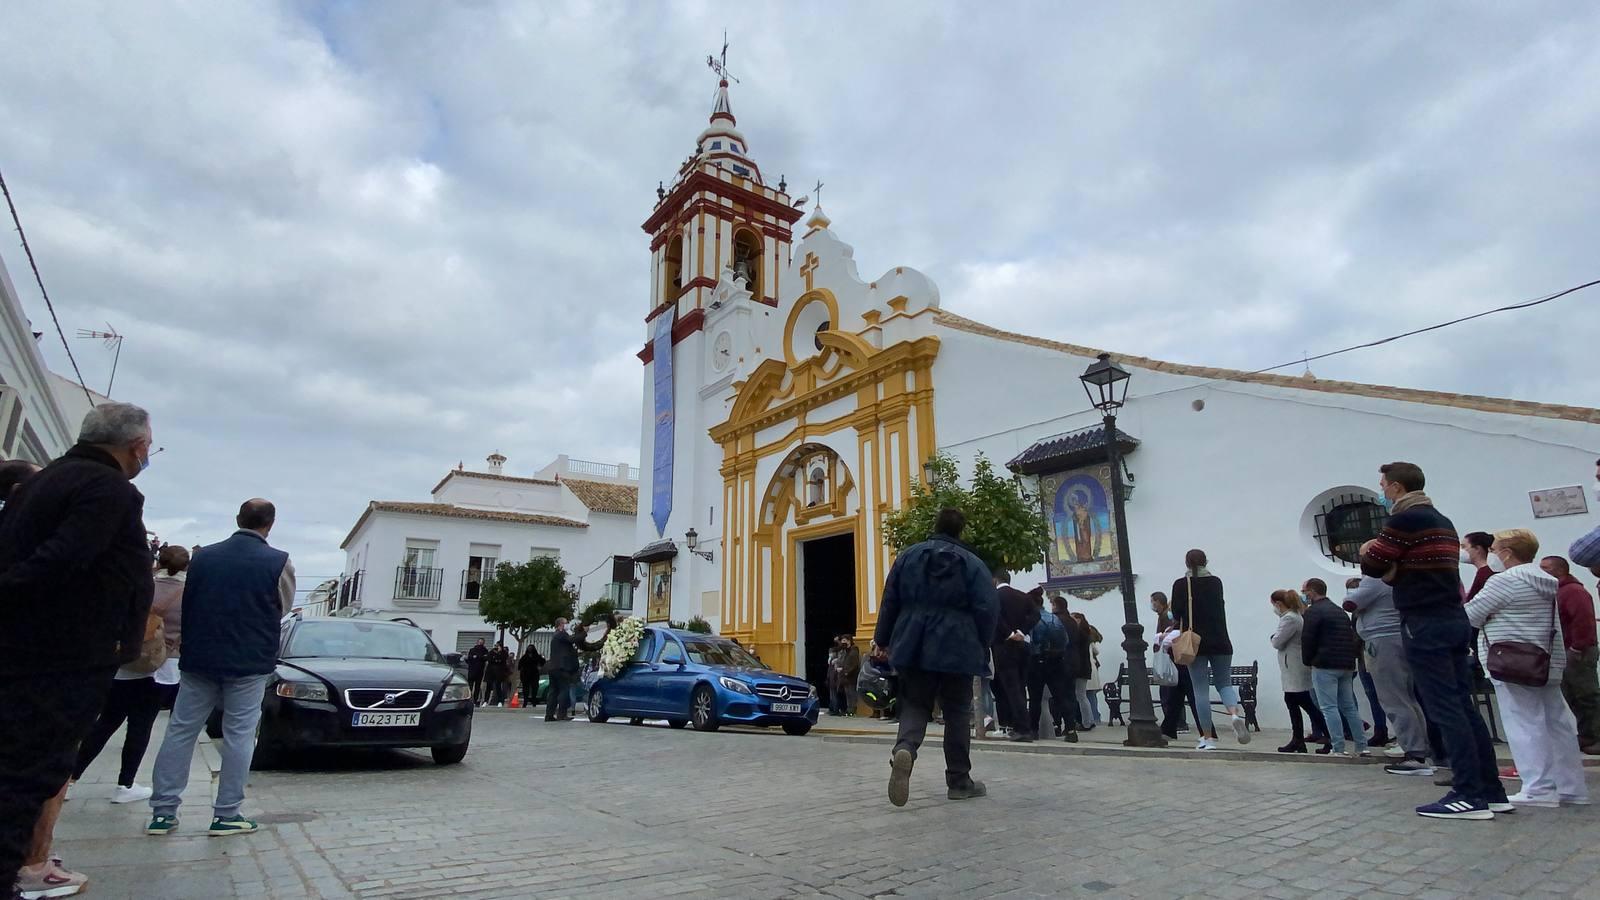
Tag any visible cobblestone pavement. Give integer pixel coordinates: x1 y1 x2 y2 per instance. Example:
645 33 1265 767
54 710 1600 899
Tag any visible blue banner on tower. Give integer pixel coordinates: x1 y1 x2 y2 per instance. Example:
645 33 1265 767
650 310 675 537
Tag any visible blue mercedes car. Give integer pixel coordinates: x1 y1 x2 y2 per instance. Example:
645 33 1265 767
588 628 819 735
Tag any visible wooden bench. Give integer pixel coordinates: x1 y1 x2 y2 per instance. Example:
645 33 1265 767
1105 660 1260 732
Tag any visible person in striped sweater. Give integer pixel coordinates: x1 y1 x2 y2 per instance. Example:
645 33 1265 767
1467 530 1588 809
1361 461 1508 821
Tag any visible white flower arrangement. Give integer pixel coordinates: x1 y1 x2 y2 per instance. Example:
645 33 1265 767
599 616 646 679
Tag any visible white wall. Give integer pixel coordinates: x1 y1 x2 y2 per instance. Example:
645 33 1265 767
0 255 75 461
343 510 639 653
933 324 1600 728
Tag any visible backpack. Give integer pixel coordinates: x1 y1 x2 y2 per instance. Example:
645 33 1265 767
1033 611 1069 655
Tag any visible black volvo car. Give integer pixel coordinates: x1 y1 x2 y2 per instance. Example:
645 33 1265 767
247 616 474 765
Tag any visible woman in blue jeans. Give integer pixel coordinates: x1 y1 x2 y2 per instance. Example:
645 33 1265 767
1171 549 1251 750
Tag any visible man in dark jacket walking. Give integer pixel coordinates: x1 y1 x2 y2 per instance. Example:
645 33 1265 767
1362 461 1505 820
1301 578 1366 757
545 619 580 721
873 508 998 807
146 499 295 838
0 402 155 894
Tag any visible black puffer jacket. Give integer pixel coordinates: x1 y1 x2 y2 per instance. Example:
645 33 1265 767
0 444 152 677
1301 597 1360 670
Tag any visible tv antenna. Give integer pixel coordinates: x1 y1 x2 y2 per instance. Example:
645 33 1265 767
707 30 739 84
76 324 123 397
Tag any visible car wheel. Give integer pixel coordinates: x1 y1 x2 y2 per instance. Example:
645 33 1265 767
690 685 720 732
250 720 282 769
782 721 813 737
667 719 688 729
432 740 469 765
588 687 610 723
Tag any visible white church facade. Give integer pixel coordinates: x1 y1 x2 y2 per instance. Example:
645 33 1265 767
632 77 1600 724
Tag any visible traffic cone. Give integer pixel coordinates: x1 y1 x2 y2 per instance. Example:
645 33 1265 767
509 692 521 709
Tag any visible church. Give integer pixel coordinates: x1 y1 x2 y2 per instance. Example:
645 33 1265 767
630 75 1600 725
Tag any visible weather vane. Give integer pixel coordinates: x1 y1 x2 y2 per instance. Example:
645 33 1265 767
707 30 739 84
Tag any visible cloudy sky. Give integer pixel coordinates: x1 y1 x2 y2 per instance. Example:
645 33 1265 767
2 2 1597 585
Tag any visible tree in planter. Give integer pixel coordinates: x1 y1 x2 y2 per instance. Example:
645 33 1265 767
684 615 713 634
882 452 1048 574
578 598 617 627
478 556 575 649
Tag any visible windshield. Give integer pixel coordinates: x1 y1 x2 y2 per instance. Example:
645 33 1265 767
683 639 767 669
283 620 443 662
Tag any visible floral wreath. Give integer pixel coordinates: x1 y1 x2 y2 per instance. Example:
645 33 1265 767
599 616 646 679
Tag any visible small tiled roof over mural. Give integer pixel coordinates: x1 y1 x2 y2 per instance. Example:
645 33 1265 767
561 478 639 515
1007 426 1140 476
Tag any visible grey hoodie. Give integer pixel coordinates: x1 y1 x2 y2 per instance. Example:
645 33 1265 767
1346 575 1401 643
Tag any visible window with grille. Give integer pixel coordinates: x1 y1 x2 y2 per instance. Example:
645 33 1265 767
1313 493 1390 565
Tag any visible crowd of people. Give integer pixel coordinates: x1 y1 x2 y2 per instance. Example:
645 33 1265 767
1 403 299 898
870 459 1600 822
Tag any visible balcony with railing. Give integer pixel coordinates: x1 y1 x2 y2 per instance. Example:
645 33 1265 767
460 569 495 607
335 570 364 611
394 566 445 604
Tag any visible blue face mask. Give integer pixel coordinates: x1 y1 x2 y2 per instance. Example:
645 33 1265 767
1376 493 1392 512
139 453 151 472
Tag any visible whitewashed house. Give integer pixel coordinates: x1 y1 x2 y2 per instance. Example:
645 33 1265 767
338 454 640 654
0 252 96 462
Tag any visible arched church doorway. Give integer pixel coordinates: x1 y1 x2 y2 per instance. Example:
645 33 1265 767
798 530 856 698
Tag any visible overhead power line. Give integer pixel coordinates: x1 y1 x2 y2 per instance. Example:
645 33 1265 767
1250 277 1600 377
0 168 95 406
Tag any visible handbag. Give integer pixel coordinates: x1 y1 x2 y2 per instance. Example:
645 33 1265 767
123 613 168 675
1151 646 1180 686
1170 576 1203 667
1485 591 1557 687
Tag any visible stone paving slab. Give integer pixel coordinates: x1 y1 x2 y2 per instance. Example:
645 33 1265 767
51 711 1600 899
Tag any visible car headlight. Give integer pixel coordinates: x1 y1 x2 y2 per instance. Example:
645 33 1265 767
441 682 473 702
718 676 753 694
274 681 329 701
809 684 818 700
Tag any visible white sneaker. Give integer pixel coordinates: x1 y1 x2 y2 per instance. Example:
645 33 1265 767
1384 745 1406 758
112 783 153 804
1230 715 1250 745
1196 737 1218 750
1507 791 1559 808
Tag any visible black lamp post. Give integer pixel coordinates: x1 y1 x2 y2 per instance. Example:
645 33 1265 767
1079 352 1166 748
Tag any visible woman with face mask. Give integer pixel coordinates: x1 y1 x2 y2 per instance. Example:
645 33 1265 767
1269 589 1332 753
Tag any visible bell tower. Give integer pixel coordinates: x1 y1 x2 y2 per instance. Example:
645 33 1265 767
640 55 804 338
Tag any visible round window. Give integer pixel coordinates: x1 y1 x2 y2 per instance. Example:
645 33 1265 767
1310 492 1390 566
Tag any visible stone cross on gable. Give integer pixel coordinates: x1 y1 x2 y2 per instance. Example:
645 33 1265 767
801 252 821 292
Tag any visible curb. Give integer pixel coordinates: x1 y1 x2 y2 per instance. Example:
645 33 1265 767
818 731 1576 768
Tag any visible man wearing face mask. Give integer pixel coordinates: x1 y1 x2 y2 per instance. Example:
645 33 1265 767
1568 458 1600 575
0 403 156 893
1361 461 1507 820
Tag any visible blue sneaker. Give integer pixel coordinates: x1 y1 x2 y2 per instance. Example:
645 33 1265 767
145 814 178 836
1416 792 1493 820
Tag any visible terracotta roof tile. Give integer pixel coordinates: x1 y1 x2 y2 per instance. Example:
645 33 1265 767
935 310 1600 424
429 469 558 495
560 478 639 515
341 501 586 549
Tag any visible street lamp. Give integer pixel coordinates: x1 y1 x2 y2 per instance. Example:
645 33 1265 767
684 528 713 562
1079 352 1166 748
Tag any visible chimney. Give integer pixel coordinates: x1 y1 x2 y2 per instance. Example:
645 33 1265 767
486 452 506 475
